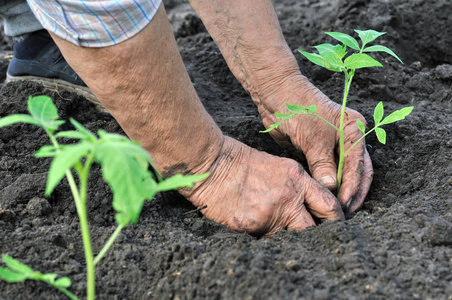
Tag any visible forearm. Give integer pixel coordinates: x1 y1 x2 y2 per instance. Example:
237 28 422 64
49 5 223 178
189 0 304 107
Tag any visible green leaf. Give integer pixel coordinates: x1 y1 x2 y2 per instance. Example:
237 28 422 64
375 128 387 144
156 173 209 193
2 255 34 276
274 112 293 118
0 268 28 282
315 44 347 59
46 142 93 196
344 53 383 70
357 119 366 133
97 130 131 143
0 114 39 128
298 50 342 72
373 102 384 125
380 106 414 125
306 105 317 114
363 45 403 64
28 96 65 132
114 214 130 227
54 277 72 288
286 103 305 113
355 29 386 47
314 44 347 69
35 145 59 158
260 111 298 133
41 273 58 283
69 118 97 142
260 120 284 133
325 32 360 50
55 130 88 140
94 139 154 226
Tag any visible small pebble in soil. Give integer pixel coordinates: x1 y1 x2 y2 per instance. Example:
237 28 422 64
26 197 52 216
285 260 301 271
0 208 15 222
434 64 452 80
425 218 452 246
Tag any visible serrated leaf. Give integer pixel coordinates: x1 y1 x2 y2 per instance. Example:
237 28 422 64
94 140 153 226
314 44 346 69
41 273 58 283
46 142 93 196
306 105 317 114
97 130 128 141
55 130 87 140
380 106 414 125
274 112 293 118
325 32 360 50
298 50 342 72
357 119 366 133
355 29 386 46
373 102 384 125
35 145 58 158
69 118 97 142
375 128 387 144
261 111 299 133
115 213 130 227
101 132 151 162
54 277 72 288
28 96 65 132
344 53 383 70
315 44 347 59
363 45 403 64
0 268 28 282
286 103 305 113
0 114 39 128
260 120 284 133
2 255 34 276
156 173 209 193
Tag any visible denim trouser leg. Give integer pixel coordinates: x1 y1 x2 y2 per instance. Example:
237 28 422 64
0 0 42 38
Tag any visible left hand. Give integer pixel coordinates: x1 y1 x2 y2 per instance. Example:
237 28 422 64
255 74 373 214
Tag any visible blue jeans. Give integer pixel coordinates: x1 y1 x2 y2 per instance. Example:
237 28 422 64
0 0 42 39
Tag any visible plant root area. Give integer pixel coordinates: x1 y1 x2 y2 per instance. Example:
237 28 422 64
1 0 451 299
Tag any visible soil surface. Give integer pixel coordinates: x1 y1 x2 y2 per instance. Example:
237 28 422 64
1 0 452 299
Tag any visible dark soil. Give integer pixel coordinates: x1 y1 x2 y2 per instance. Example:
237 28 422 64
1 0 452 299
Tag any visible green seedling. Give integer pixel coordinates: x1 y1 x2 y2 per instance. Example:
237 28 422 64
262 29 413 190
0 254 76 299
0 96 208 300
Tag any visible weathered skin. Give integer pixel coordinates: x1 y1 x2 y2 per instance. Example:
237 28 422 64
49 1 372 236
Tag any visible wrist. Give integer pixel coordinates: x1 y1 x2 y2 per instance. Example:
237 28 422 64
242 45 303 106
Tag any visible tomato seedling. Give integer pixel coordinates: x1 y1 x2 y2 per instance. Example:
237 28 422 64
0 96 208 299
262 29 413 190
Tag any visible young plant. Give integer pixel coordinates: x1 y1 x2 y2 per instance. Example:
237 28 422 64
262 29 413 189
0 95 208 300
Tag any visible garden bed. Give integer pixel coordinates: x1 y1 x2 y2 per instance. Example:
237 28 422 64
1 0 451 299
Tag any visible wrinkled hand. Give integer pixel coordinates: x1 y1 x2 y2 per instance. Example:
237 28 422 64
256 75 373 214
185 137 344 237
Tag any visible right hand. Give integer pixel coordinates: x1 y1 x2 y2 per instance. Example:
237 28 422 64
185 136 345 237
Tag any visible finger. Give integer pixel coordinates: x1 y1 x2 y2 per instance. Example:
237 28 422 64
347 149 373 214
286 205 316 231
304 145 338 191
303 175 345 221
337 138 365 208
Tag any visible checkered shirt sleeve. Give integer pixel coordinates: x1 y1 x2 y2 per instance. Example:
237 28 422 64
27 0 162 47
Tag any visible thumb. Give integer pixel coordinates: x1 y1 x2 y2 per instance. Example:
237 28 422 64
304 146 338 191
303 175 344 221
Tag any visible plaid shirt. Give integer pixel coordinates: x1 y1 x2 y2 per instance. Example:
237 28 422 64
27 0 162 47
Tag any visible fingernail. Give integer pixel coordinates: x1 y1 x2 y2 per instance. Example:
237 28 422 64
346 198 353 208
319 175 336 188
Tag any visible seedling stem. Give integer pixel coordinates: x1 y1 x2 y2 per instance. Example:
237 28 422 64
262 29 413 191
